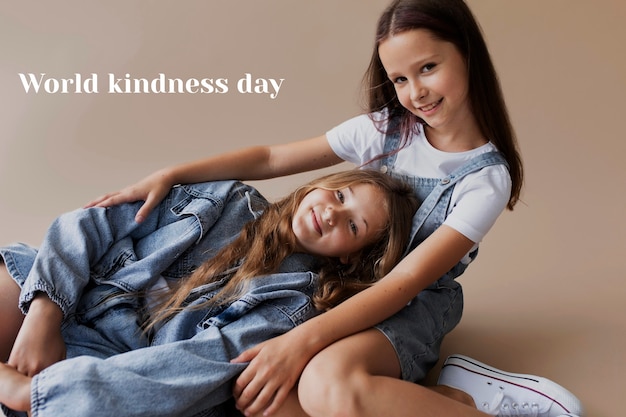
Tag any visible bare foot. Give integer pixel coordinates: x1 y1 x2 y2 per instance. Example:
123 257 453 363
0 362 31 412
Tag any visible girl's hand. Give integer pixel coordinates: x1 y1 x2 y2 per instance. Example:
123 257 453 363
8 294 66 377
84 168 175 223
232 332 314 416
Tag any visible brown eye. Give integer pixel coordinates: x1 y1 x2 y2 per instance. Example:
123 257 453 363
421 63 436 73
349 220 358 236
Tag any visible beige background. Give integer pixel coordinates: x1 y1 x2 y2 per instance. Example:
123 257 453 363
1 1 624 416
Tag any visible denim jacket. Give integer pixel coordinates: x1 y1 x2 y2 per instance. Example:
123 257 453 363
1 180 321 417
1 180 317 316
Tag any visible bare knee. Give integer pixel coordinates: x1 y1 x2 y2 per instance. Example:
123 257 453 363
298 351 375 417
297 329 400 417
0 261 24 361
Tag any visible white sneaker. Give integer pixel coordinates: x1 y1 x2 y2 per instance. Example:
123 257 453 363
437 354 584 416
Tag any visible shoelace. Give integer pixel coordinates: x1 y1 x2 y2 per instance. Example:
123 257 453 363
485 391 541 416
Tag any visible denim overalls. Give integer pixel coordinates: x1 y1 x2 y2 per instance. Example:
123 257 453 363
372 126 508 382
1 180 320 417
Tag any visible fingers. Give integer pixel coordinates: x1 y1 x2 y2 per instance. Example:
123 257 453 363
234 368 296 416
231 339 301 415
83 193 115 208
258 385 292 417
84 191 155 223
232 345 263 402
233 362 270 413
134 194 161 223
84 192 124 209
237 381 292 416
231 347 258 364
232 362 254 401
235 375 276 416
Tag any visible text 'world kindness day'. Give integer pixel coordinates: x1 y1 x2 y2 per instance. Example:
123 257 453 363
18 73 285 99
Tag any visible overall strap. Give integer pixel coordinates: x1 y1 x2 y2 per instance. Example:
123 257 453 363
380 118 402 170
404 151 509 256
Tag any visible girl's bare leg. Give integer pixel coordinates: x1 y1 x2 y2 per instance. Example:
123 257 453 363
294 328 488 417
0 362 31 412
0 261 24 361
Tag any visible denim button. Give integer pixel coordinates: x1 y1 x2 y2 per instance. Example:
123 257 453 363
441 177 450 185
380 165 388 174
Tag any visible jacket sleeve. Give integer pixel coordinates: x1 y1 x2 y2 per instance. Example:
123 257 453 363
18 180 263 319
18 200 156 318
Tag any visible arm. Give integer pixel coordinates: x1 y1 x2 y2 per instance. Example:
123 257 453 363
86 135 343 222
289 226 475 348
233 225 475 415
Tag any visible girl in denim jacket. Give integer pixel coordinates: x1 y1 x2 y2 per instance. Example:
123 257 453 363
0 170 418 416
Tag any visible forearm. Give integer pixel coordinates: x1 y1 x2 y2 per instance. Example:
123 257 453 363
293 226 476 356
165 135 342 185
289 272 418 357
164 146 275 184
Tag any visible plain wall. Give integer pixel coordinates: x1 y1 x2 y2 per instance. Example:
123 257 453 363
1 1 624 416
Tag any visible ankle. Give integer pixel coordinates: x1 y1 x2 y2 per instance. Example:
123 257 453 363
430 384 476 408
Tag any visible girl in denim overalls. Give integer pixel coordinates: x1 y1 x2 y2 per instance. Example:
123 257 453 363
80 1 584 416
0 171 417 416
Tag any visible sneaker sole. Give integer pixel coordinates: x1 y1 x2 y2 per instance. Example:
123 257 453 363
440 354 583 415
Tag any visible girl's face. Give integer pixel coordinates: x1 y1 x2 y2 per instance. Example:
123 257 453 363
378 29 473 136
292 183 388 263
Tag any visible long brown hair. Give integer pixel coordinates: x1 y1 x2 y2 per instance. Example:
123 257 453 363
146 170 418 328
363 0 523 210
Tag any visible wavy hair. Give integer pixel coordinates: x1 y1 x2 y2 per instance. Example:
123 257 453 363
146 170 418 329
363 0 523 209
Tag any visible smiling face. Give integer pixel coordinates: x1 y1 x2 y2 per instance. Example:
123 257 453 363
378 29 479 146
291 183 388 263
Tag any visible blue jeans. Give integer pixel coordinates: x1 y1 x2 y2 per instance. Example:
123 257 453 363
1 181 320 417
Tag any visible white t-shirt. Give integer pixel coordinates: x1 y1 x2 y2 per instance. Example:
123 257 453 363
326 113 511 246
